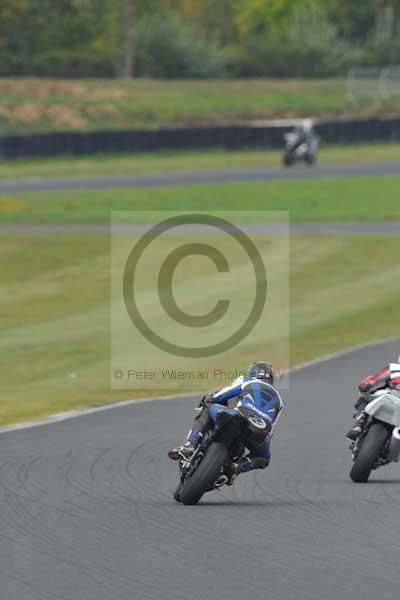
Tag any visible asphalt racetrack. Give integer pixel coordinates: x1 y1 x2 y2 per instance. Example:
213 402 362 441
0 158 400 192
2 338 400 600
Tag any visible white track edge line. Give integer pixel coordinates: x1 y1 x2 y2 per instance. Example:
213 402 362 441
1 335 399 435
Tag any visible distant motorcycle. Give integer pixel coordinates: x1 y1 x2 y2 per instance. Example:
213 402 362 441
282 120 319 167
349 390 400 482
173 403 272 505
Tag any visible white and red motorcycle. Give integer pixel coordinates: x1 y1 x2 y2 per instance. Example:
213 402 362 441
349 389 400 482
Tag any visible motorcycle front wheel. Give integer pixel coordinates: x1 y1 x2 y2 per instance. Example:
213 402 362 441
350 422 389 483
305 152 315 166
179 442 228 505
283 152 294 167
173 480 184 503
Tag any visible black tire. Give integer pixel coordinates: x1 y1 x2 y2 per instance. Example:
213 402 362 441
173 481 183 503
305 153 315 166
350 422 389 483
283 152 293 167
179 442 228 505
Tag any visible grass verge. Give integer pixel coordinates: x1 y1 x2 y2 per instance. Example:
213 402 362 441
0 77 377 133
1 231 400 425
1 173 400 223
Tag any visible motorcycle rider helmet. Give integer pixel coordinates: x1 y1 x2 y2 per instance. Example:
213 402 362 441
246 361 275 385
301 119 314 135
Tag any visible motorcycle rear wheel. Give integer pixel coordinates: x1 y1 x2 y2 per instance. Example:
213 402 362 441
350 422 389 483
179 442 228 505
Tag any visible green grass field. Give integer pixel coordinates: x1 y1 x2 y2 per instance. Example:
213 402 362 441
2 145 400 425
0 78 399 133
0 143 399 180
1 173 400 223
1 230 399 425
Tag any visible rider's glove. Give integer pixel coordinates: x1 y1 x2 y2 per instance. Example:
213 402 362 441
359 382 371 394
195 392 214 413
355 394 370 411
199 392 215 407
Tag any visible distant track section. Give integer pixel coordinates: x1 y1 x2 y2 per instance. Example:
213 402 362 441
1 159 400 192
1 222 400 234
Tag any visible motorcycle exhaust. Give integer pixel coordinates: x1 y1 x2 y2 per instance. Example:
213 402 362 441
388 427 400 462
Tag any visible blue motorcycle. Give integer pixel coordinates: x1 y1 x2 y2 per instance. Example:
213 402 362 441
174 403 272 505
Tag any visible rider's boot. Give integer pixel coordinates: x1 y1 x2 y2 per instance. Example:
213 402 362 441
225 456 270 485
168 413 210 460
346 411 368 441
168 424 201 460
168 442 196 461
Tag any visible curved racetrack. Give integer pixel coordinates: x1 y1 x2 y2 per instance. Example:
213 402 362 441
0 158 400 192
1 338 400 599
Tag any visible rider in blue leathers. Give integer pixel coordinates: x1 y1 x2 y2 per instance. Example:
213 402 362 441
168 362 284 483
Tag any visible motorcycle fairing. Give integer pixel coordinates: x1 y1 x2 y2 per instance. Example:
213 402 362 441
365 390 400 426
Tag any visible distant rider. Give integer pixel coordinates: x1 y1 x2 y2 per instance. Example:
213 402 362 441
168 361 284 483
346 358 400 441
291 118 315 152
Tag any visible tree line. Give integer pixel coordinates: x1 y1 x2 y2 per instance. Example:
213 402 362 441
1 0 400 78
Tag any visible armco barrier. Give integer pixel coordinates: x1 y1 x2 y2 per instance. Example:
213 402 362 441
0 116 399 159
